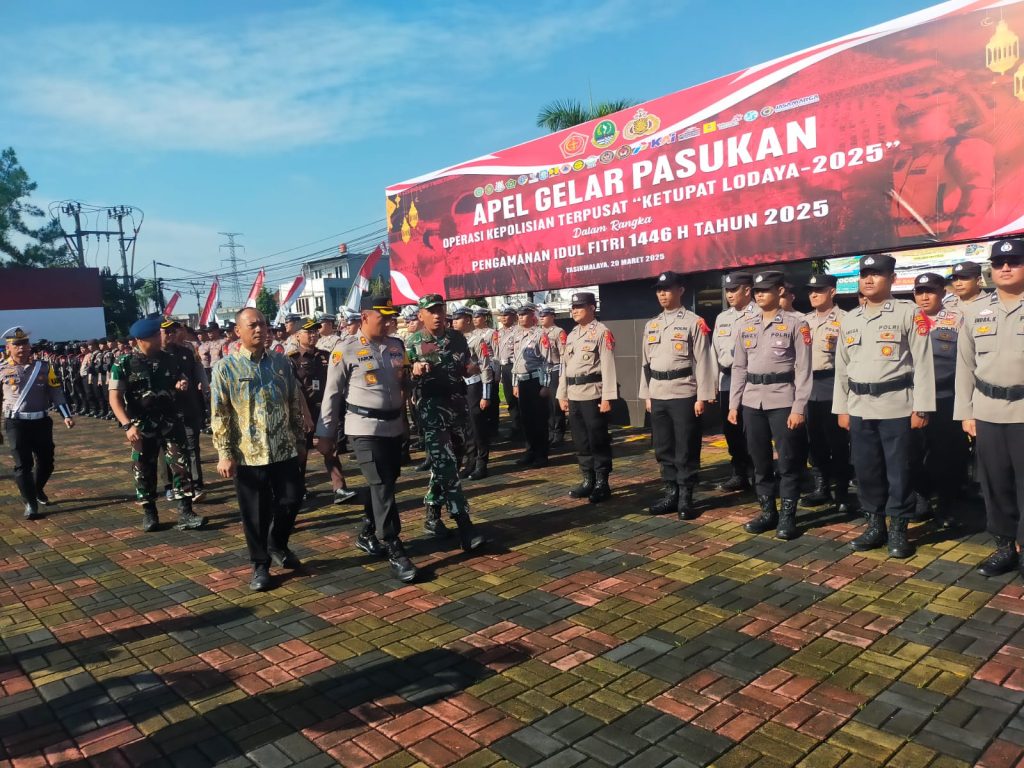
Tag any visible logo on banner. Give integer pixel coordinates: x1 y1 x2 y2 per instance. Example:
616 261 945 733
622 109 661 141
559 132 589 159
744 110 759 122
760 105 774 117
702 121 717 133
591 119 619 148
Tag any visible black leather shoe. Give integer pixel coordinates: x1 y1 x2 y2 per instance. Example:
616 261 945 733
468 462 488 481
648 484 679 515
977 537 1019 577
356 527 386 557
415 457 431 472
36 490 50 506
718 474 751 492
515 452 536 467
851 514 888 551
270 548 302 569
250 563 272 591
24 502 41 520
589 475 611 503
424 505 451 538
569 473 595 499
744 496 778 534
776 498 799 541
387 540 419 583
454 514 486 552
677 487 698 521
887 517 914 559
141 504 159 532
835 489 858 514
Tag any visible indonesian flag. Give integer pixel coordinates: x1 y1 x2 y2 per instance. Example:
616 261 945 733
244 268 266 308
199 278 221 327
163 291 181 316
344 243 385 311
273 274 306 325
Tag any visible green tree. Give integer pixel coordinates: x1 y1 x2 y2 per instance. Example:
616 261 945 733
255 286 278 319
536 98 636 133
135 279 163 314
0 147 72 267
100 268 142 336
367 275 389 298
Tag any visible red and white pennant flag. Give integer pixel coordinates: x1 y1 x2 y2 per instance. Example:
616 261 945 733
199 278 221 327
344 243 385 312
162 291 181 316
244 268 266 308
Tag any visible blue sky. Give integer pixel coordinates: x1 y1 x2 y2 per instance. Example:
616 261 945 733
1 0 935 309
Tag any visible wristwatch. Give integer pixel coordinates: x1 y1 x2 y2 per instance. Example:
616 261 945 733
914 412 930 418
121 421 133 431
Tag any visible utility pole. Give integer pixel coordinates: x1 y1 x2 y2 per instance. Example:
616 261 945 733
188 281 206 314
219 232 245 306
108 206 136 293
153 261 165 314
57 202 141 284
60 202 86 268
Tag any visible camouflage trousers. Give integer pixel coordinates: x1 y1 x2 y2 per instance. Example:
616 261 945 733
131 419 193 502
418 396 470 515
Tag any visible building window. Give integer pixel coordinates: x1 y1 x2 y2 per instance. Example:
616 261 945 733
315 296 324 311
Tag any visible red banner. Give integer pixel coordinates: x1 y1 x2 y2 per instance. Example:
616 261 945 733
387 0 1024 302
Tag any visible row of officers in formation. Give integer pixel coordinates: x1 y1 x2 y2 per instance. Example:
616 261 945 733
3 238 1023 590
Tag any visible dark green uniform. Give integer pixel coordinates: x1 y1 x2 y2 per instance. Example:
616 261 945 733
109 351 193 502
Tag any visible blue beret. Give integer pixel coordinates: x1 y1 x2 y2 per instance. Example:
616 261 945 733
129 317 162 339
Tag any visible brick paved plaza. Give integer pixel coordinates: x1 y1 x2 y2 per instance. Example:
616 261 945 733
2 416 1023 768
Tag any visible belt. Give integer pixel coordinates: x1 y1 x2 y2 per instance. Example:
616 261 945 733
848 373 913 396
3 410 46 420
720 366 732 374
977 378 1024 402
645 365 692 381
549 365 561 373
747 371 795 385
812 370 834 380
347 403 402 421
567 373 602 386
463 374 482 385
516 371 542 383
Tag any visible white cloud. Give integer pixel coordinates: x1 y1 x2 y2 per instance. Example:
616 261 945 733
1 1 644 154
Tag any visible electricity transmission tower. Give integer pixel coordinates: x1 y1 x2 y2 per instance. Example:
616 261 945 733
219 233 246 306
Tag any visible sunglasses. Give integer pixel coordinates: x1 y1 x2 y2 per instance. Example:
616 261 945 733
990 259 1024 269
8 339 29 347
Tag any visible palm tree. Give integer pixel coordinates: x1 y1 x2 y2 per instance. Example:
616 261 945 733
536 98 636 133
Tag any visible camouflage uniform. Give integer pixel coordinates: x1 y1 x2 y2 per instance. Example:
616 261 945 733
406 328 473 516
109 351 193 502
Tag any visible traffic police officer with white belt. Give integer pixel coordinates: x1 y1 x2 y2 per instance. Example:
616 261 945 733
1 326 75 519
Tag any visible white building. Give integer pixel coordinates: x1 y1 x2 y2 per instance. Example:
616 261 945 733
277 252 390 318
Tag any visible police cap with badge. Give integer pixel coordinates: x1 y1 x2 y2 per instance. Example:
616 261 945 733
723 271 753 288
570 292 597 307
752 270 785 290
805 274 838 289
471 305 491 318
950 260 982 279
516 302 537 315
991 237 1024 265
859 254 897 274
360 295 398 315
300 318 321 331
451 304 472 319
913 272 945 293
3 326 30 346
654 271 685 289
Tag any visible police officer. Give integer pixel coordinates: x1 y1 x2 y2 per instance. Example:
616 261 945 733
639 272 717 519
497 306 521 440
955 238 1024 578
539 305 568 446
1 327 75 519
99 339 116 419
945 260 988 315
452 306 492 480
407 295 487 550
911 272 968 528
109 317 206 533
801 274 853 511
834 254 935 558
557 291 619 503
314 314 339 352
82 340 100 416
160 320 209 500
472 306 501 433
511 303 554 468
713 272 757 490
728 271 812 540
317 295 419 583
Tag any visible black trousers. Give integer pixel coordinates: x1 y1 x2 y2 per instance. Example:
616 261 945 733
806 398 850 487
233 457 302 564
6 417 55 504
352 435 403 543
743 406 804 499
568 399 612 474
975 420 1024 543
651 397 701 488
849 416 914 519
548 370 567 438
500 363 521 435
86 381 102 413
911 397 969 500
73 380 87 412
517 378 549 461
719 389 752 476
464 382 490 467
487 367 501 431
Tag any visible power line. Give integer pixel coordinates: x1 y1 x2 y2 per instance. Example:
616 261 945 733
219 232 246 306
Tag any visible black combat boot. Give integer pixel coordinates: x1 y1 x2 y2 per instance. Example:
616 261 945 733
23 501 40 520
677 486 698 521
851 514 887 551
141 502 159 532
776 498 799 541
176 499 206 531
744 496 778 534
589 472 611 503
424 504 451 537
250 563 271 592
514 451 536 467
387 540 419 583
356 523 386 557
453 514 486 552
801 471 831 506
468 460 488 481
569 471 595 499
977 536 1019 577
718 473 751 492
887 517 914 559
648 484 678 515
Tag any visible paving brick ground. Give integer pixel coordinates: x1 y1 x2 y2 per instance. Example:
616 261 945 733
2 414 1023 767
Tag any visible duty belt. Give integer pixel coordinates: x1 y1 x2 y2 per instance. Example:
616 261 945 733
848 373 913 396
977 378 1024 402
516 370 542 383
567 372 602 385
747 371 795 385
812 370 835 380
644 365 692 381
347 403 402 421
3 410 46 420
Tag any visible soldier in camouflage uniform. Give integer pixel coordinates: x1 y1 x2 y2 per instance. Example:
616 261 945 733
406 294 485 552
109 317 206 533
